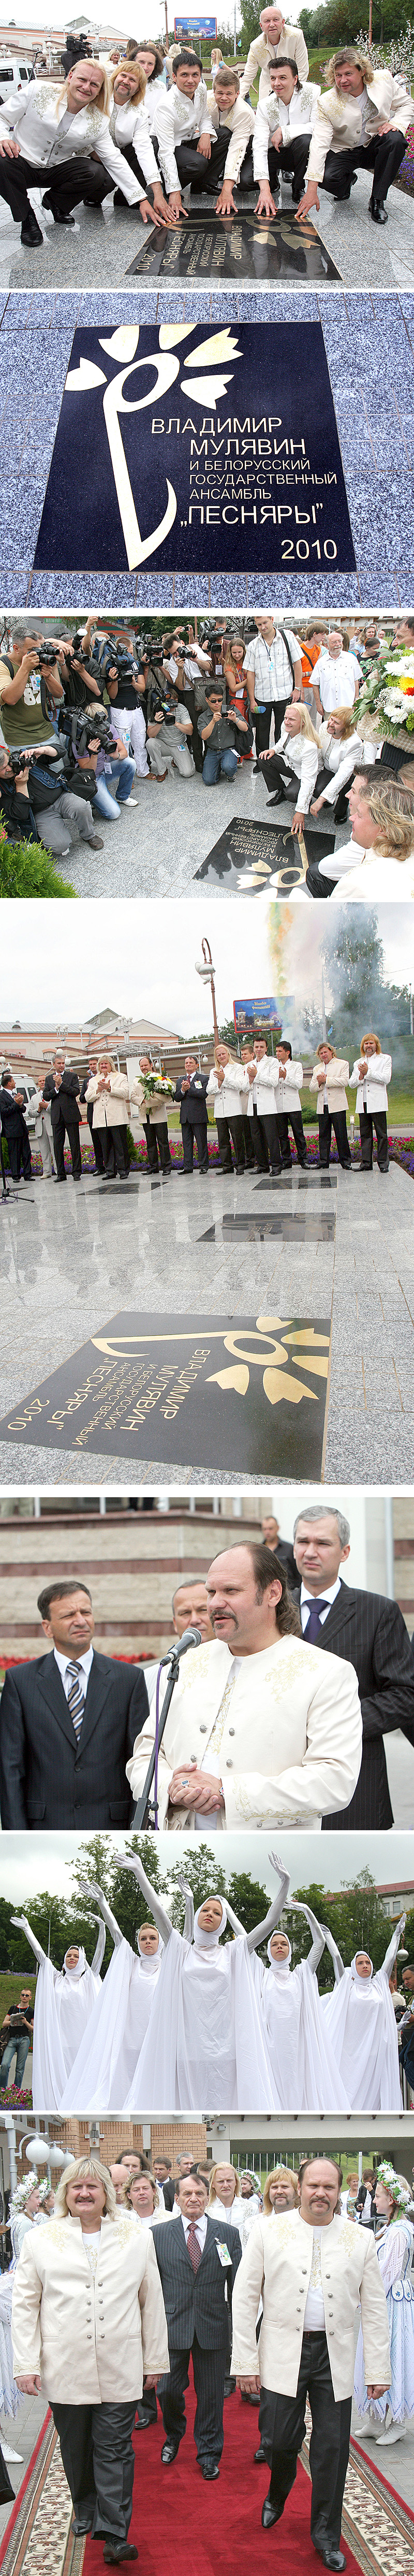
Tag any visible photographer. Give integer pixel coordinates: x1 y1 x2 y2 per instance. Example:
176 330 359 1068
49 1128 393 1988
0 1072 32 1183
0 743 103 859
198 682 248 783
0 1990 34 2090
105 647 146 753
57 637 105 708
162 627 212 773
146 678 195 780
0 634 64 751
61 710 138 821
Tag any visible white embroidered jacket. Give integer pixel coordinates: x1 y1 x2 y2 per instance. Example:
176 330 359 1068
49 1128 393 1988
152 82 215 194
231 2209 391 2403
240 27 309 102
126 1632 362 1831
253 82 319 178
0 81 143 202
306 69 412 184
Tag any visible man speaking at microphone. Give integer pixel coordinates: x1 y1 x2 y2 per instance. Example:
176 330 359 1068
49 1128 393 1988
127 1540 362 1833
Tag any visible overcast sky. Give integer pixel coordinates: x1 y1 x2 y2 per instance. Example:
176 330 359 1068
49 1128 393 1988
1 1827 411 1907
3 900 413 1044
1 2 301 40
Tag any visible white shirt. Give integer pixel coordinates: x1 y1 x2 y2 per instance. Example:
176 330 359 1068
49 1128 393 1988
54 1643 94 1699
312 653 357 712
180 2210 208 2251
243 629 299 704
153 83 214 195
301 1576 342 1631
303 2225 326 2329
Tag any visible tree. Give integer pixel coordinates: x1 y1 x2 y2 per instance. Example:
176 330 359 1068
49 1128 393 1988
166 1845 228 1930
227 1870 271 1942
288 1868 393 1987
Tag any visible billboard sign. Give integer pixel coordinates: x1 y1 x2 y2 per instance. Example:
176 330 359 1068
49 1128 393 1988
174 16 217 33
233 997 295 1035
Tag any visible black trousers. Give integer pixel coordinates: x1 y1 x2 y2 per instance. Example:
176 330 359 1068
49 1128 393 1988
259 2333 352 2553
173 130 254 195
257 1111 282 1173
252 1103 269 1171
86 1102 105 1174
254 696 290 757
243 1111 256 1168
259 746 296 803
143 1117 171 1173
322 129 405 204
158 2336 225 2463
0 153 107 224
101 1124 129 1177
52 2400 137 2541
52 1111 82 1181
268 134 309 198
276 1110 307 1168
318 1108 351 1169
216 1113 245 1173
181 1119 209 1173
5 1127 32 1181
359 1107 389 1171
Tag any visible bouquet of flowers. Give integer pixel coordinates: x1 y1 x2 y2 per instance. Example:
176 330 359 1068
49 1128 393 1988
138 1072 175 1107
358 653 414 740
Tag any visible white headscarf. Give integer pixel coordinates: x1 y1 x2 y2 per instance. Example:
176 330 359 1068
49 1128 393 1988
63 1946 87 1980
61 1924 164 2118
33 1941 103 2115
137 1929 164 1975
251 1932 350 2116
193 1901 227 1951
267 1934 291 1982
351 1953 373 1987
128 1899 275 2115
324 1952 401 2110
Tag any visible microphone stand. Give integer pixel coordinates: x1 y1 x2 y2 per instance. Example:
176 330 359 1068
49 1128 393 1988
133 1649 183 1831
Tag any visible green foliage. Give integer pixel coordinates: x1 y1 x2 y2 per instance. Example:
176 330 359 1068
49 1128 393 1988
0 1850 396 1989
319 911 413 1059
404 1907 414 1960
0 841 76 898
240 0 261 52
288 1868 391 1988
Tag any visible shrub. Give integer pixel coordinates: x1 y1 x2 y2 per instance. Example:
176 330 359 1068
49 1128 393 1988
0 841 76 898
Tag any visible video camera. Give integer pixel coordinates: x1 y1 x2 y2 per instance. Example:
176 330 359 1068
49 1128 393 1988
59 706 115 760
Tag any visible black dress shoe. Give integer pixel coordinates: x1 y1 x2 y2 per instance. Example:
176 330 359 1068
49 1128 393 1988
254 2444 267 2463
103 2548 138 2566
50 204 76 225
261 2495 284 2528
368 196 388 222
21 210 43 245
313 2549 347 2570
201 2457 219 2480
161 2439 180 2464
136 2410 154 2428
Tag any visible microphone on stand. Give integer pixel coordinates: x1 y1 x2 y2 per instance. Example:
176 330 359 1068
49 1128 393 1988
134 1628 202 1830
160 1626 202 1666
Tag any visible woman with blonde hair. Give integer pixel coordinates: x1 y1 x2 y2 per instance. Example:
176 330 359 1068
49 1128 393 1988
109 60 172 224
329 771 414 903
349 1032 392 1176
206 1042 248 1175
0 55 146 248
310 705 375 823
85 1055 130 1180
11 2155 169 2561
258 701 320 830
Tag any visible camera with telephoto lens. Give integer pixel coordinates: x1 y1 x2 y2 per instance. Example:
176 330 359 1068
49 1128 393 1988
8 748 34 777
111 646 139 684
36 644 59 669
64 707 115 758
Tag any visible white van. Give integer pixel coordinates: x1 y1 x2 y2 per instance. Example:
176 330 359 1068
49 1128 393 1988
0 58 32 105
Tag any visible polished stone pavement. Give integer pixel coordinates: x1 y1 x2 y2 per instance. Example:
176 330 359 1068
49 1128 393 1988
0 166 413 292
2 287 414 605
0 1155 412 1484
42 758 341 900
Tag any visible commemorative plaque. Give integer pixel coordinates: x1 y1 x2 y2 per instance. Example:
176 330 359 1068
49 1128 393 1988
199 1211 336 1240
194 820 336 891
33 321 356 576
0 1310 332 1478
127 204 342 287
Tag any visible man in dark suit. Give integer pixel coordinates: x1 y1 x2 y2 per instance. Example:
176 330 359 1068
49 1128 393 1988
174 1057 209 1175
261 1512 296 1591
0 1072 32 1182
292 1503 414 1830
79 1064 105 1175
153 2172 242 2479
43 1054 83 1182
0 1579 148 1832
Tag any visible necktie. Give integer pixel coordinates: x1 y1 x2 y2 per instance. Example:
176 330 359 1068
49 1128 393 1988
304 1599 329 1643
66 1661 85 1741
186 2224 202 2274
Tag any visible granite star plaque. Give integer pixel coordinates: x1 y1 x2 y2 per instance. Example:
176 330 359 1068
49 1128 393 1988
0 1311 332 1477
194 819 336 890
33 321 356 576
127 204 342 286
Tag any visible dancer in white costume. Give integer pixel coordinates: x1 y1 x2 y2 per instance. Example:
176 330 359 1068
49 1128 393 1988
10 1912 106 2114
354 2164 414 2445
228 1855 350 2112
59 1874 176 2115
115 1850 286 2112
324 1918 405 2110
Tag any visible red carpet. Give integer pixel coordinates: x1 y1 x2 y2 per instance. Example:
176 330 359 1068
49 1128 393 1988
82 2385 366 2576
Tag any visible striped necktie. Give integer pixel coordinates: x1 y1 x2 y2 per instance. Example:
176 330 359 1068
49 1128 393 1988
186 2224 202 2274
304 1599 328 1643
66 1661 85 1741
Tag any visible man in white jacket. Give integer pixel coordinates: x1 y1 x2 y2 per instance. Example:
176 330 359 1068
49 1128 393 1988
231 2155 390 2565
240 9 309 103
247 1036 282 1173
275 1039 308 1169
207 65 255 214
253 56 319 215
151 51 215 219
127 1540 362 1831
0 59 146 248
296 42 412 228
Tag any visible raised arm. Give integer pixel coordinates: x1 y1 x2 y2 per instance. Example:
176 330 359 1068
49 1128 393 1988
318 1922 345 1983
246 1851 291 1953
177 1872 195 1944
380 1914 406 1981
10 1915 47 1971
112 1850 173 1946
286 1899 325 1973
76 1877 123 1951
88 1913 106 1976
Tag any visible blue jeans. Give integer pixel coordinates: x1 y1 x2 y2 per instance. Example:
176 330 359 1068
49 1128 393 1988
202 749 239 786
0 2034 31 2088
94 760 135 819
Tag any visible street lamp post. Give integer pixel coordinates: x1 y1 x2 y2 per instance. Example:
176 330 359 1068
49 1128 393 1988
195 935 219 1046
